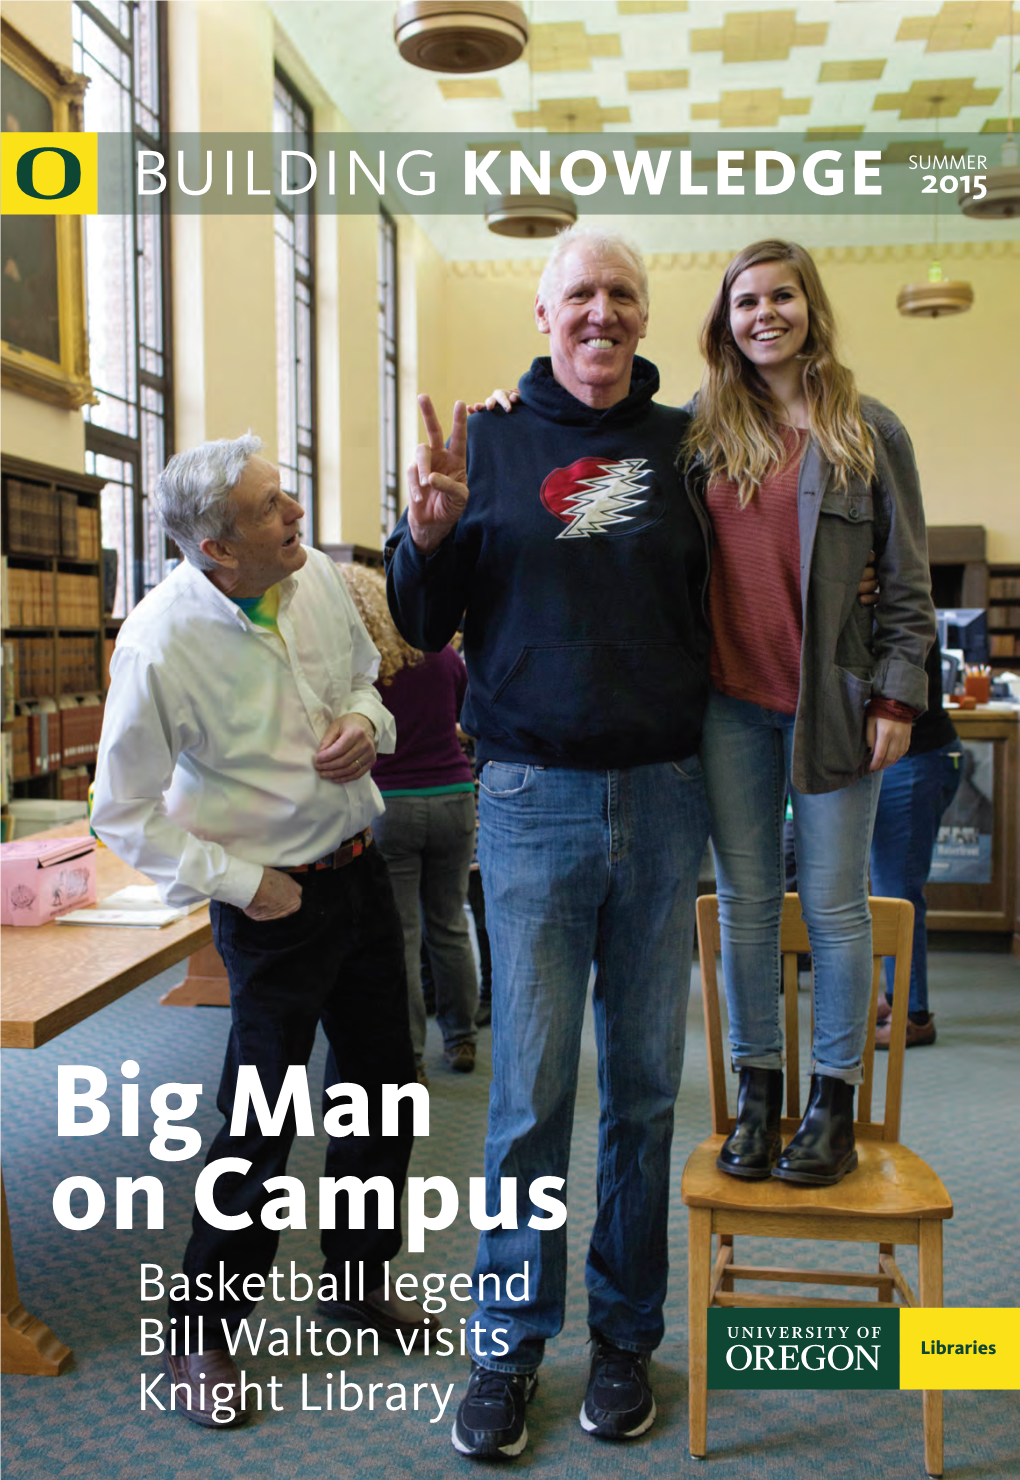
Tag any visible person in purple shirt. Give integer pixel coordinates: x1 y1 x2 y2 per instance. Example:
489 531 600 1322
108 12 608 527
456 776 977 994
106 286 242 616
341 563 479 1083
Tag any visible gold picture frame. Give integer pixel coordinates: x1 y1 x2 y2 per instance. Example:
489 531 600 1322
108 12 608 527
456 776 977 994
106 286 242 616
1 20 96 409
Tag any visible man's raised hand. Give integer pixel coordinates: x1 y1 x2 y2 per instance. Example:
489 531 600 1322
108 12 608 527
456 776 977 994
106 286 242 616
406 395 469 554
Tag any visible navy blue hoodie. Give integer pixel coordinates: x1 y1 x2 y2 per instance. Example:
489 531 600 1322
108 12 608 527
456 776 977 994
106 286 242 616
386 355 710 768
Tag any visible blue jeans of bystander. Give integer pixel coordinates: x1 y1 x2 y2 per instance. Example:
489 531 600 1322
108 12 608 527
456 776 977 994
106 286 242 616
869 741 960 1015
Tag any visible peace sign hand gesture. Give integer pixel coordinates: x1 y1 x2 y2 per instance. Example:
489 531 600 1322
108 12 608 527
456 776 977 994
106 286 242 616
407 395 469 554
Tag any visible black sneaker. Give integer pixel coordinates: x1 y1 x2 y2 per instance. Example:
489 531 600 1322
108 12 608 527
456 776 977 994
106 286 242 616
579 1332 655 1440
451 1362 538 1460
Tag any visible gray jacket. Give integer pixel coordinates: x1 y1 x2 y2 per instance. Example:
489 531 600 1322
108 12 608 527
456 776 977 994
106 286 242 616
687 396 936 795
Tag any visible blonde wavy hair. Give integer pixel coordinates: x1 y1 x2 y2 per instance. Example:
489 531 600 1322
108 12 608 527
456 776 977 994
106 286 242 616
340 561 423 686
686 239 875 507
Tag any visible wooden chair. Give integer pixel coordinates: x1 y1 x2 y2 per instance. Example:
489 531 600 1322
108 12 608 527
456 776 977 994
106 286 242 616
683 894 953 1477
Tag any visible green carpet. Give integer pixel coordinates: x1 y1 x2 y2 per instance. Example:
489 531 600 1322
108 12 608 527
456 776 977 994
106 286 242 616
2 948 1016 1478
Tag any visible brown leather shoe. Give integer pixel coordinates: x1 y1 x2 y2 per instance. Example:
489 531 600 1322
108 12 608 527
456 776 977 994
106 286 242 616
164 1348 249 1427
874 1015 936 1050
875 994 892 1025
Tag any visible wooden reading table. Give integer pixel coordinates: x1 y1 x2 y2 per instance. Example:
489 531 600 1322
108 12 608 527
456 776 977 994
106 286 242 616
1 820 212 1375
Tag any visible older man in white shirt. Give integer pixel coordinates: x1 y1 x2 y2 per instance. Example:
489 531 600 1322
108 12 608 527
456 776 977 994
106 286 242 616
93 435 421 1428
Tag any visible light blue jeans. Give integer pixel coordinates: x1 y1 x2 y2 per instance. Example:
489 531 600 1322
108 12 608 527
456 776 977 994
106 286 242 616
472 758 710 1373
700 688 881 1085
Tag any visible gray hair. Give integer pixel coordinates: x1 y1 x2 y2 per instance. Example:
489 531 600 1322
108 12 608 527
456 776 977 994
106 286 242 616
154 433 262 570
536 224 649 314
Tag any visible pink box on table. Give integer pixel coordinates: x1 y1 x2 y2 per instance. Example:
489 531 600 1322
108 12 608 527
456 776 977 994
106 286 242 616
0 836 97 925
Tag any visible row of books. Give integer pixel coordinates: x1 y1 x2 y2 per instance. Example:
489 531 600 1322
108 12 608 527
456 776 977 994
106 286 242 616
3 565 56 626
3 637 101 702
3 569 102 628
56 572 102 628
4 699 104 781
3 481 101 560
989 635 1016 658
0 743 93 803
989 577 1020 600
987 606 1020 629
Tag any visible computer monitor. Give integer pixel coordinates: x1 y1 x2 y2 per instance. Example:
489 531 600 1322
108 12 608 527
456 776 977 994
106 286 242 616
936 609 989 665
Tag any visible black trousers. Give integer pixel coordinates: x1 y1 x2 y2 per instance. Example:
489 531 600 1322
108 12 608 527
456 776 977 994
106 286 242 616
178 846 416 1333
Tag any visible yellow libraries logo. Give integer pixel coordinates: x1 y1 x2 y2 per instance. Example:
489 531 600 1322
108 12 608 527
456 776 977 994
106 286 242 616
1 132 98 214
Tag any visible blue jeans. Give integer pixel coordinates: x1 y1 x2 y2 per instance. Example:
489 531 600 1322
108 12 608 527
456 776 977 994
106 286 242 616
471 759 709 1373
701 688 881 1085
374 791 479 1062
869 741 960 1014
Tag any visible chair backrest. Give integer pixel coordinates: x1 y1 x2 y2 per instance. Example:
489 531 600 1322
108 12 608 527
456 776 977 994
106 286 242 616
695 893 915 1145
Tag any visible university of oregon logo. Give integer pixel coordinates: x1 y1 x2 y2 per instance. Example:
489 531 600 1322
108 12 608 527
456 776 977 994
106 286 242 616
0 132 98 214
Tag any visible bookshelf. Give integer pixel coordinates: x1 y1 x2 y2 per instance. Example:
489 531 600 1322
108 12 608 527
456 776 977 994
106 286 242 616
1 455 108 807
987 565 1020 669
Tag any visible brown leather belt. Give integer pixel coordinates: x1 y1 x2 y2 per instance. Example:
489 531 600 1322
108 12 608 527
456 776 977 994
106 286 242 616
279 828 373 873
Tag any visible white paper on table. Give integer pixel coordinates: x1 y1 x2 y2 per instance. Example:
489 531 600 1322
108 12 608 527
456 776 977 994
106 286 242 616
55 885 206 929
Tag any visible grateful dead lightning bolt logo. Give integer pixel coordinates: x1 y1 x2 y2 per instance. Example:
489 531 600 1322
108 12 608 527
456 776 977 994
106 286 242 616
539 457 658 539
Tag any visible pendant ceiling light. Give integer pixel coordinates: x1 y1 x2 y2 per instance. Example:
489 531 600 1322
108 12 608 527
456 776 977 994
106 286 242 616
485 4 577 238
898 99 973 319
394 1 528 73
958 13 1019 219
896 264 974 318
484 189 577 237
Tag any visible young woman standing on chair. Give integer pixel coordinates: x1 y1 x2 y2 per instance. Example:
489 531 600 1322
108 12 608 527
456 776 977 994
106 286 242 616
687 239 935 1186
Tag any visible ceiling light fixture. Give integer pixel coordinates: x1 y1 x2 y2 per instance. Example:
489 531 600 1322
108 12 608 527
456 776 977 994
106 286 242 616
485 3 577 238
898 97 973 318
393 1 528 73
958 10 1019 219
484 188 577 237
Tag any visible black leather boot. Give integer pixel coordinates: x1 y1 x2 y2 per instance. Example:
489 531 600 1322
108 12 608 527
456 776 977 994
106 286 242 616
772 1074 858 1186
716 1067 784 1180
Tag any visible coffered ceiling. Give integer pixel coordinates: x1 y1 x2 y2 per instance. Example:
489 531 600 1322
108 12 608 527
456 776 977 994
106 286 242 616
270 1 1020 257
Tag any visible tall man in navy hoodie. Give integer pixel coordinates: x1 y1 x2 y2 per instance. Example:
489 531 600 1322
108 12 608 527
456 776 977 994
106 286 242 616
386 227 711 1460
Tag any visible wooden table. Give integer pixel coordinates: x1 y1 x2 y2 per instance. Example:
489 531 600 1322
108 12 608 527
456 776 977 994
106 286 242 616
1 821 212 1375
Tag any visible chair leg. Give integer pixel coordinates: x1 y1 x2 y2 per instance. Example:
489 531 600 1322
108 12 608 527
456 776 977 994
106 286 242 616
719 1232 734 1294
878 1241 895 1303
688 1207 713 1459
918 1221 944 1478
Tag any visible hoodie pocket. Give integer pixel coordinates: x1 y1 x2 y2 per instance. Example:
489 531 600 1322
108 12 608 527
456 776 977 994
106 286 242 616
490 641 705 763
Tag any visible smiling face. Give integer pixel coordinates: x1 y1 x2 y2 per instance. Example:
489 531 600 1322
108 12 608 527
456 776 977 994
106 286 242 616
728 260 810 379
535 245 649 408
202 455 306 596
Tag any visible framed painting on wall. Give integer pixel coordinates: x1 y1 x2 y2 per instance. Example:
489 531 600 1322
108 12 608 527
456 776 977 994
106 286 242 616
1 19 96 409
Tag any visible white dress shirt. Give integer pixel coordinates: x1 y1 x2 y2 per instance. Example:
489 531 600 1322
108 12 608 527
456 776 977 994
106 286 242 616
91 549 396 908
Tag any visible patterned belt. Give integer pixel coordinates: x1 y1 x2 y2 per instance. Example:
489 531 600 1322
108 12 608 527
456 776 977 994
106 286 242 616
279 828 373 873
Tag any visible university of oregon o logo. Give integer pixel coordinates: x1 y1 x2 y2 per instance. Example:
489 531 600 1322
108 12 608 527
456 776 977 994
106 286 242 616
0 132 98 214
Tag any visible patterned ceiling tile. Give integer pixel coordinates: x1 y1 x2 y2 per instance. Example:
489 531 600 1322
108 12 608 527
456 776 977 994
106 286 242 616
553 152 620 178
880 139 946 162
526 22 622 73
626 69 690 90
819 59 887 82
873 77 1001 117
634 132 692 147
438 79 503 100
618 1 688 13
691 10 828 64
692 88 812 126
896 2 1020 52
513 98 632 131
807 124 867 136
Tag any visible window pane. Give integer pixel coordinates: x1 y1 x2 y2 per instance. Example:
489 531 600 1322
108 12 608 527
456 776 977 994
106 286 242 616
75 0 171 613
274 68 316 542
